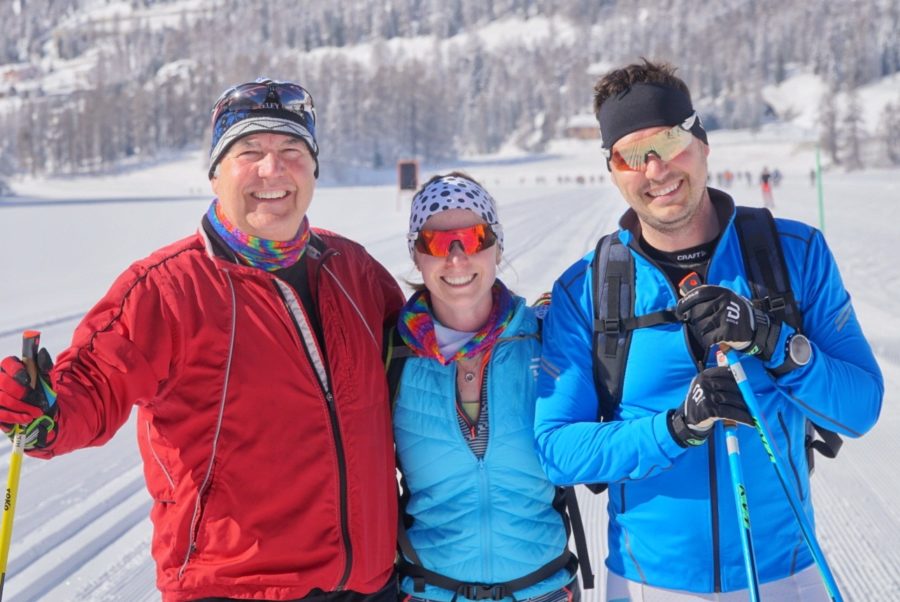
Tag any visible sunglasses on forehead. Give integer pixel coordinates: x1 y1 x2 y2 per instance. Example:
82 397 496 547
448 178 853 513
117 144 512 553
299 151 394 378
211 79 316 134
409 223 500 257
605 113 699 172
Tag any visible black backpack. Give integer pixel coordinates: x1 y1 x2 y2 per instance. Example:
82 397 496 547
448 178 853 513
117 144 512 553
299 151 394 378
383 321 595 596
588 206 842 494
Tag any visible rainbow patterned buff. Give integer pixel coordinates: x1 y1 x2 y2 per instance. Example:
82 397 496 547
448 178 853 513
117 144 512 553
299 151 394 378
397 281 515 365
206 200 311 271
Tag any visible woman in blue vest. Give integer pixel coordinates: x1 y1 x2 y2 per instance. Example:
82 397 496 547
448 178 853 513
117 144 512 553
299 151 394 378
392 172 581 602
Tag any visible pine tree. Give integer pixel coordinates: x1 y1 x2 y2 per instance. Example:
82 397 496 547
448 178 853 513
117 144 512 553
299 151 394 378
840 88 864 170
818 83 840 166
881 96 900 165
2 0 899 178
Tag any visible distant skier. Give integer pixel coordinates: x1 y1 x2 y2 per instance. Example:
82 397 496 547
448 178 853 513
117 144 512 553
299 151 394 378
534 59 883 601
760 165 774 208
0 79 404 602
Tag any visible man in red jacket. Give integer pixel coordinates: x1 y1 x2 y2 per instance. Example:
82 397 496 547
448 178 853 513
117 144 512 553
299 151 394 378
0 78 404 602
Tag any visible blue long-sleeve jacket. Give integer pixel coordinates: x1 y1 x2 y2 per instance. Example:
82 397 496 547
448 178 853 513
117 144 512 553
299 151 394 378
534 191 883 593
394 297 573 601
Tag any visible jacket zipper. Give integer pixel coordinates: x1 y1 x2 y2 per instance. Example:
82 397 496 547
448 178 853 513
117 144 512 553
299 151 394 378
455 394 479 440
708 437 721 592
275 250 353 590
179 271 238 579
692 322 722 593
324 389 352 589
643 249 723 591
478 460 492 578
630 238 726 591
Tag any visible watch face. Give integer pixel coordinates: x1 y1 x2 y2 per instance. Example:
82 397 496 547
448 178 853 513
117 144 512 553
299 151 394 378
789 334 812 366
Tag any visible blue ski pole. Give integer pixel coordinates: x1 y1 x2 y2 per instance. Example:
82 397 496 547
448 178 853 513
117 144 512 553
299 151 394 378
715 351 760 601
722 422 760 600
680 273 762 600
723 349 843 601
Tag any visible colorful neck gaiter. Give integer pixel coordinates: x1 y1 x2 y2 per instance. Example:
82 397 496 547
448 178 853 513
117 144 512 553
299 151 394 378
207 200 310 271
398 281 516 366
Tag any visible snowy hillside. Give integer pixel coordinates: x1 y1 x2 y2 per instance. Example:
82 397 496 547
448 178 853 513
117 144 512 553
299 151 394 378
2 0 897 179
0 128 898 600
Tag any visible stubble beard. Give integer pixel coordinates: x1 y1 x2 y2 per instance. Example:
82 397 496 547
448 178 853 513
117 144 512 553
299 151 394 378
639 189 703 235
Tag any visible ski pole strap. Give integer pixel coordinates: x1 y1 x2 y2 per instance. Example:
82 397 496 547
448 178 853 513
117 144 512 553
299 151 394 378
397 550 578 599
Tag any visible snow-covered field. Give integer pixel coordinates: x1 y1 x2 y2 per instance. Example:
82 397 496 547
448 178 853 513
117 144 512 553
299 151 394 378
0 131 898 601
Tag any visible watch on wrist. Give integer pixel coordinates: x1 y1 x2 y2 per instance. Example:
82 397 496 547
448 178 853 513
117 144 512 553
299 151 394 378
772 333 812 375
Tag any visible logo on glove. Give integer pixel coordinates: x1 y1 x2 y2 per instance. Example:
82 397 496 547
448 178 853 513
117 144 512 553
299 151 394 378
726 301 741 325
691 385 704 405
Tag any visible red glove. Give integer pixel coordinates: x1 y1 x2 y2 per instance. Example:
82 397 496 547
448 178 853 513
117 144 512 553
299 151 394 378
0 350 58 448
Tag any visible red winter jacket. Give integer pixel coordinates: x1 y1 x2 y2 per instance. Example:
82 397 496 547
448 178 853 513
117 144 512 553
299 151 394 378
32 226 404 601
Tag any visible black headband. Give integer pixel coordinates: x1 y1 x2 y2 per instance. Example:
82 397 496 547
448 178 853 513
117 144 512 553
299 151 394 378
598 82 707 150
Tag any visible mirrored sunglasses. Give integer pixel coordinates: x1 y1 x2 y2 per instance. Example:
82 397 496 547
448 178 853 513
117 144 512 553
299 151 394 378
411 223 499 257
606 113 698 172
211 79 316 134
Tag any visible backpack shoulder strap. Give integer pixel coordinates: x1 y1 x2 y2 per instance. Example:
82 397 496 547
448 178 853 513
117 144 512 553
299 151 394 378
563 487 595 589
591 233 632 424
733 206 843 461
733 206 801 330
387 329 427 591
384 325 413 408
586 232 675 495
590 233 675 423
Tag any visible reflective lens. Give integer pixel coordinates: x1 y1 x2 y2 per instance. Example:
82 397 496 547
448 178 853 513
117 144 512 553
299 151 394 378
211 79 316 138
606 114 698 172
413 224 498 257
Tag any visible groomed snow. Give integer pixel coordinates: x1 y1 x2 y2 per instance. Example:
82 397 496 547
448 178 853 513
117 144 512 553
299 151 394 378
0 131 898 601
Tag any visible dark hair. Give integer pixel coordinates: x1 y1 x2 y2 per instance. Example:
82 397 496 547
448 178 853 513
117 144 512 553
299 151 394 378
593 59 692 120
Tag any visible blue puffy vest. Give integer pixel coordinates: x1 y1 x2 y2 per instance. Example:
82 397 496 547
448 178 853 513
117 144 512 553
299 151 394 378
394 298 573 601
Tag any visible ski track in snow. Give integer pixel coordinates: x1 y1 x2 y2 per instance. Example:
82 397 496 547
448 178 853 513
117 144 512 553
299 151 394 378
0 165 897 600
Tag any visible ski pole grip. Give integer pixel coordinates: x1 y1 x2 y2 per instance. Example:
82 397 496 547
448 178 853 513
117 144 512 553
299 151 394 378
715 346 739 428
22 331 40 389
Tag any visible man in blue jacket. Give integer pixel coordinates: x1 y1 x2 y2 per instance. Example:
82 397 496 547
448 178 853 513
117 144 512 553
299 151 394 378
534 59 883 600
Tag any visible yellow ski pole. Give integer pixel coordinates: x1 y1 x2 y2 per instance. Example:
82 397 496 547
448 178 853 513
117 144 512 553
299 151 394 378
0 330 40 599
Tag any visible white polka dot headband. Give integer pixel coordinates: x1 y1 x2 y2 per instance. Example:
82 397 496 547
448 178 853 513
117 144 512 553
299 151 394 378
407 175 503 258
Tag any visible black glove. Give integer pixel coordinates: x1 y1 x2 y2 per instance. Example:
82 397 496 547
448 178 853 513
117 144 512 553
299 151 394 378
675 285 781 360
667 367 753 447
0 349 58 450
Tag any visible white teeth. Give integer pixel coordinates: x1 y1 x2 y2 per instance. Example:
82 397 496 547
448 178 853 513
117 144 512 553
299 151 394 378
253 190 288 199
443 275 477 286
648 181 680 197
